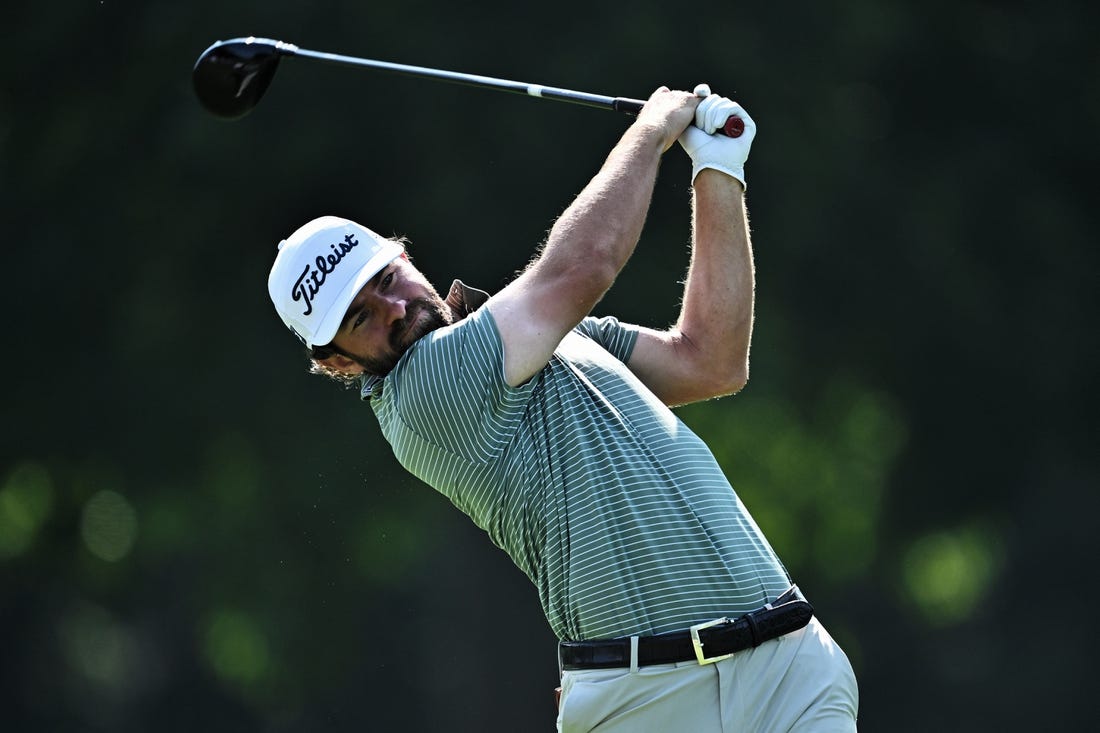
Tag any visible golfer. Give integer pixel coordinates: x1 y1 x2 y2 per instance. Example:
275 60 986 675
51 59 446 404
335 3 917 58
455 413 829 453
269 87 858 731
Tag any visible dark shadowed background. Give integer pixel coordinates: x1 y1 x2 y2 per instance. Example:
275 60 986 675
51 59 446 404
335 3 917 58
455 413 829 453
2 1 1096 730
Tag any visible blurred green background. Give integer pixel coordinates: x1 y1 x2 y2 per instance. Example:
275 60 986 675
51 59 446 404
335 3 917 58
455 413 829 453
2 0 1095 730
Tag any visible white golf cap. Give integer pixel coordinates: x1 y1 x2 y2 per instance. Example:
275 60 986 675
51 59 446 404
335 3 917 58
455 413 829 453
268 216 403 348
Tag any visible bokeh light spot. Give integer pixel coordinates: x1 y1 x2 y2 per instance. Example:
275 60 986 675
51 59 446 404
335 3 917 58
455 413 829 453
81 490 138 562
0 462 54 559
203 609 271 686
58 601 140 692
902 526 1001 626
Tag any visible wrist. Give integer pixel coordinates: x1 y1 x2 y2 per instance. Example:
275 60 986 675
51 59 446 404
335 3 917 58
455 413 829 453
692 165 746 192
632 115 686 154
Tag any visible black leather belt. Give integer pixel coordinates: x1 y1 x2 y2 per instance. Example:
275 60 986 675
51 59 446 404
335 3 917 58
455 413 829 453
559 586 814 670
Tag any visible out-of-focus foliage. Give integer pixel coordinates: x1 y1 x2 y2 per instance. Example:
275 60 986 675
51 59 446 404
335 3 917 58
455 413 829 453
1 0 1095 730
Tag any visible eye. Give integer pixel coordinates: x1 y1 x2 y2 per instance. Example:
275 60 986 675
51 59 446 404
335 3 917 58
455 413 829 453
382 272 394 288
353 310 368 330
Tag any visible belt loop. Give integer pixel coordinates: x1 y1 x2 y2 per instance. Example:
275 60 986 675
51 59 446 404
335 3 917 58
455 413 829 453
629 636 640 673
745 612 763 647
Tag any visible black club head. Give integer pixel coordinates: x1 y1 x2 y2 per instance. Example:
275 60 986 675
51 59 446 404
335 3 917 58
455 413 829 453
192 37 289 120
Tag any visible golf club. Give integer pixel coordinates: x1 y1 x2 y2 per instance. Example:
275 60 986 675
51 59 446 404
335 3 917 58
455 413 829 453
192 37 745 137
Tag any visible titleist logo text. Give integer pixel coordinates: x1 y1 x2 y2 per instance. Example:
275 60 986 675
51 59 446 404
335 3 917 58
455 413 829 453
291 234 360 316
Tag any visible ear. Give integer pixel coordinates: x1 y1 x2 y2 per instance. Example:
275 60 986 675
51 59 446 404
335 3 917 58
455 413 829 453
313 352 365 376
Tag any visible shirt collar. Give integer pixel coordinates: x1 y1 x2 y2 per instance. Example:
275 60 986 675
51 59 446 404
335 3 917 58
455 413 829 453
359 279 490 400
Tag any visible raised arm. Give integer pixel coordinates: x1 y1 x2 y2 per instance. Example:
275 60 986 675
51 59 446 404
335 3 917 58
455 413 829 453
486 88 700 387
626 95 759 406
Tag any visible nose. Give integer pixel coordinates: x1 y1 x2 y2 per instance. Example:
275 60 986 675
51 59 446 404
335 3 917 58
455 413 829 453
381 295 408 325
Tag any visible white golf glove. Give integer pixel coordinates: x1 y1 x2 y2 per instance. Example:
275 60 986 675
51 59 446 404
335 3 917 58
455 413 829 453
677 87 756 187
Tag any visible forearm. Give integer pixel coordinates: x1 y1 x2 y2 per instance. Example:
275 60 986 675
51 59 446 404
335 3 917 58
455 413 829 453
676 169 755 389
534 123 666 293
487 89 699 388
621 92 758 404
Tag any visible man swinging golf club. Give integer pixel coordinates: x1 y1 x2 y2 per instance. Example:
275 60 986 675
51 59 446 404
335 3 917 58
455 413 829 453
269 86 859 731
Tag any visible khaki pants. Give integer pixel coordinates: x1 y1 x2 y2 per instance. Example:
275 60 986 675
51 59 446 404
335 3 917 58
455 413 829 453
556 617 858 733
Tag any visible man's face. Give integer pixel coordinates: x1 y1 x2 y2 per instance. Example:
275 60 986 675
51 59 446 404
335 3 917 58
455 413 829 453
324 255 452 377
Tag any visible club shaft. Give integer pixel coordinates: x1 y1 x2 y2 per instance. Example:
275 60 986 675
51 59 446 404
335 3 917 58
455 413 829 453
282 45 646 114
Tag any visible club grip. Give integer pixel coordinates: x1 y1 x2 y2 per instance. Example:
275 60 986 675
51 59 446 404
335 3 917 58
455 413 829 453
721 116 745 138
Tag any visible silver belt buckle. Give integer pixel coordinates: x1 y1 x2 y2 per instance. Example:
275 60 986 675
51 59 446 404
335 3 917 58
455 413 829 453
689 617 734 665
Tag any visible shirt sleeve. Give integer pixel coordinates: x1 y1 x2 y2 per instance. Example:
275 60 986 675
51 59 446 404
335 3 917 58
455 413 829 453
380 307 540 465
573 315 640 363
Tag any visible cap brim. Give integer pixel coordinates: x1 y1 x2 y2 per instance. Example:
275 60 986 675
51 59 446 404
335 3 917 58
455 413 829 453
309 240 404 348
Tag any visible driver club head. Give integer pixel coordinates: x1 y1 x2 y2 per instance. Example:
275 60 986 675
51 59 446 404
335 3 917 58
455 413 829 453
192 37 292 120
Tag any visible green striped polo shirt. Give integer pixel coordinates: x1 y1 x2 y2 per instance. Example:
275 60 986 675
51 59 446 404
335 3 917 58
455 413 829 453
362 283 791 641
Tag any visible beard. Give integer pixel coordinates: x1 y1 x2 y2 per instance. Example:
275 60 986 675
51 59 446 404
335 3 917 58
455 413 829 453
351 295 453 377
